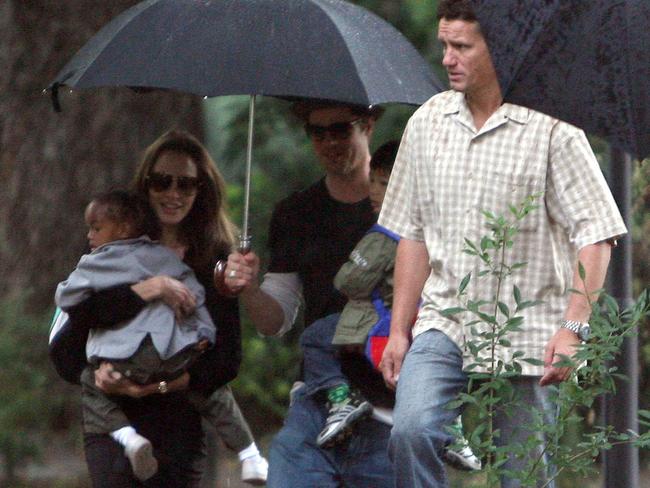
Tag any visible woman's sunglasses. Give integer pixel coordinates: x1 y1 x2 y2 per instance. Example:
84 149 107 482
304 119 363 141
146 172 201 195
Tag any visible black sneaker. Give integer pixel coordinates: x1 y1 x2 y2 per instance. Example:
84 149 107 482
316 393 372 448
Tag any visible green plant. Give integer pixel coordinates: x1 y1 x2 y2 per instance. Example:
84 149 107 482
442 197 650 486
0 300 52 483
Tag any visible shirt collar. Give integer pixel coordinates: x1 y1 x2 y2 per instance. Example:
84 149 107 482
442 91 531 128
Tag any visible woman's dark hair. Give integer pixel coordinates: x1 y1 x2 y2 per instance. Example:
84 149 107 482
132 130 236 269
437 0 478 22
370 140 400 174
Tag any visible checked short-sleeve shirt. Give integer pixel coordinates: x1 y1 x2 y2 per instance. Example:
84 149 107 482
379 90 626 376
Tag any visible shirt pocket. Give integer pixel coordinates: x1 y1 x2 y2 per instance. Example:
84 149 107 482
480 170 543 232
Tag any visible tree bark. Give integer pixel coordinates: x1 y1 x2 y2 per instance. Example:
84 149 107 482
0 1 203 312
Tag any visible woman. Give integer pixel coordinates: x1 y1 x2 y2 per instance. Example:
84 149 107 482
50 130 241 487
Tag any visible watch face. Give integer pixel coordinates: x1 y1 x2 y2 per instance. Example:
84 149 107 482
579 326 591 342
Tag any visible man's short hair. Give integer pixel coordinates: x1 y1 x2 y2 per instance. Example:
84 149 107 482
436 0 478 22
291 99 384 122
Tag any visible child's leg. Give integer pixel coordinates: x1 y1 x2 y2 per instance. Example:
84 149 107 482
190 386 268 485
80 365 131 435
443 415 482 472
191 385 255 453
299 313 349 396
80 365 158 481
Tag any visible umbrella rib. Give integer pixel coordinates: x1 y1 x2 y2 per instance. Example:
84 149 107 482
308 0 371 104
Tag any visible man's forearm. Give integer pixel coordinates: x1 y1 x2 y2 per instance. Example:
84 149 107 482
240 286 286 335
564 241 612 322
391 239 431 338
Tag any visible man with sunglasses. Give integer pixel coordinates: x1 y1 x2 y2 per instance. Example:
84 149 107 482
224 101 395 487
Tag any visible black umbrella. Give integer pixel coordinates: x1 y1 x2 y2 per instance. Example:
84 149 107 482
49 0 442 248
471 0 650 161
469 2 647 485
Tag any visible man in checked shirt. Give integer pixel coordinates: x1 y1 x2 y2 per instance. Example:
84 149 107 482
378 1 626 487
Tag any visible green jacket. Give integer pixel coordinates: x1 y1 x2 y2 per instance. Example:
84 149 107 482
332 231 397 345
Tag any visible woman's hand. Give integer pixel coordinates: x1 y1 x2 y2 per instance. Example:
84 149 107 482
131 276 197 319
94 362 190 398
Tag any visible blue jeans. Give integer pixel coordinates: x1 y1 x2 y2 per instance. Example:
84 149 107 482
268 384 394 487
390 329 556 488
269 313 393 487
300 313 348 396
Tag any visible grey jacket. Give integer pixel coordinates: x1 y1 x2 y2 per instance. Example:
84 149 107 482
55 237 216 361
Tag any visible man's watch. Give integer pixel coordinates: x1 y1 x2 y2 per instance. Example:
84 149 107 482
560 319 591 341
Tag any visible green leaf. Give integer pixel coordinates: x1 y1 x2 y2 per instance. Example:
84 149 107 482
440 307 465 317
521 358 545 366
458 272 471 295
513 285 522 306
578 261 586 281
497 301 510 318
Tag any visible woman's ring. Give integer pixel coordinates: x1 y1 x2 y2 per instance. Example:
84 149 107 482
228 270 237 278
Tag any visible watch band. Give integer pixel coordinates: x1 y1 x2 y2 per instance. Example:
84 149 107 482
560 319 590 341
560 319 583 334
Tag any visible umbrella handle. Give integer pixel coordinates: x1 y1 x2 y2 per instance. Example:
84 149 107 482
213 235 253 297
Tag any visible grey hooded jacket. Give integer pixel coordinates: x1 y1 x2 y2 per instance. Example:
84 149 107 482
55 237 216 361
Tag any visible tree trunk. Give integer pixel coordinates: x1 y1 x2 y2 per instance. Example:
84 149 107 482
0 1 203 312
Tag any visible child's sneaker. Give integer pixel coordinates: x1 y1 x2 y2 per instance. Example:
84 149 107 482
124 433 158 481
316 391 372 448
241 454 268 486
443 416 482 471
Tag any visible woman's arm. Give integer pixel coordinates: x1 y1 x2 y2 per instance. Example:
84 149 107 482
188 264 242 396
49 284 147 384
51 277 196 386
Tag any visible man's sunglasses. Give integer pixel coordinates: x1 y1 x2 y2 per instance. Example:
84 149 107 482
304 119 363 141
146 172 201 195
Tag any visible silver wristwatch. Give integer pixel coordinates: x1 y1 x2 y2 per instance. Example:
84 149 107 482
560 319 590 341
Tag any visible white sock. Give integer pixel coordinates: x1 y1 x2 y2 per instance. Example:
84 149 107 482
110 426 138 448
238 442 260 462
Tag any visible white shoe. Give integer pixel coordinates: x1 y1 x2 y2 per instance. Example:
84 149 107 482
289 380 305 406
443 416 481 472
241 454 268 486
316 394 372 448
124 433 158 481
444 443 482 471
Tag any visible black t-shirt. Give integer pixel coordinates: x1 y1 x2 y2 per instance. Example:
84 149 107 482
267 178 375 328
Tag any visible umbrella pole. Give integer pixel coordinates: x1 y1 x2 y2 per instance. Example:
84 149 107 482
603 148 639 488
240 95 255 253
212 95 255 297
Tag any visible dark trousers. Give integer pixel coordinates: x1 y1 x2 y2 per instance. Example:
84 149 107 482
83 393 205 488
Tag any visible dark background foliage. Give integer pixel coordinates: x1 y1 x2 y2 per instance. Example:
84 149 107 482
1 0 647 484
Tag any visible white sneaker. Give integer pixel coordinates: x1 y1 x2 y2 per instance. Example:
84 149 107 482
241 454 268 486
289 380 305 406
444 443 482 471
316 393 372 448
124 433 158 481
443 416 481 472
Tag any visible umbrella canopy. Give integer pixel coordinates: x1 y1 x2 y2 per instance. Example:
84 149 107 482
49 0 442 107
471 0 650 161
49 0 442 251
